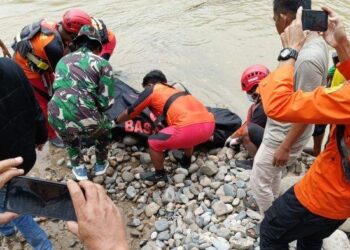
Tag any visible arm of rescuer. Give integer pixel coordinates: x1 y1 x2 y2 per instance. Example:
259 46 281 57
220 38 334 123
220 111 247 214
115 86 154 124
259 6 350 125
96 61 115 112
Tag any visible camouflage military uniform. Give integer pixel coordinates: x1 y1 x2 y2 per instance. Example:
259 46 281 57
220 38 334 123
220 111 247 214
48 46 114 167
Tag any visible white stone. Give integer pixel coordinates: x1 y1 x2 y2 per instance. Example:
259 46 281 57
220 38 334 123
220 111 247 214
323 230 350 250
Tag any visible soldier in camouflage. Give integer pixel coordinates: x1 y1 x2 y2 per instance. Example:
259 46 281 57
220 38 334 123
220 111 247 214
48 25 115 181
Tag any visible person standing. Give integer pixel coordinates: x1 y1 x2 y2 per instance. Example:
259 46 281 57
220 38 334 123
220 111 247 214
48 25 115 181
12 9 92 148
259 6 350 249
0 57 52 249
250 0 328 215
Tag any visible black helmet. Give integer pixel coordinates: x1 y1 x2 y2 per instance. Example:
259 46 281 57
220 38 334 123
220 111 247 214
73 25 102 52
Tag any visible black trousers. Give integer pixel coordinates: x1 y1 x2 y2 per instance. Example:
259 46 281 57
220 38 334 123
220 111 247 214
260 187 345 250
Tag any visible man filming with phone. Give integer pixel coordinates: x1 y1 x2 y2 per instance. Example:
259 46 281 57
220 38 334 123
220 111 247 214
259 6 350 249
0 158 129 250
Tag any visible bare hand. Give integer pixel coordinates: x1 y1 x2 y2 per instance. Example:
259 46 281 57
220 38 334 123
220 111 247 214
66 180 128 250
280 7 308 51
0 212 18 224
273 145 290 167
321 6 348 49
0 157 24 188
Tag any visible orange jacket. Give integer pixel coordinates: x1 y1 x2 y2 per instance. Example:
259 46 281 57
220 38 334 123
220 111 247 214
128 84 214 127
259 59 350 219
14 21 64 80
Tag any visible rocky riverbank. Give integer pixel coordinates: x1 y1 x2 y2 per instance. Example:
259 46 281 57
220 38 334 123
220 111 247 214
1 135 350 250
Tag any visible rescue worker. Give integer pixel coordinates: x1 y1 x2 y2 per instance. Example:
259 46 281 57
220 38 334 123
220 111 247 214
12 9 92 148
225 65 269 169
259 6 350 249
91 17 117 61
48 25 115 181
116 70 215 183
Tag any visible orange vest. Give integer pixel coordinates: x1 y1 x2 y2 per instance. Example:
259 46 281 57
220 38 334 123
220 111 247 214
259 60 350 219
14 20 59 80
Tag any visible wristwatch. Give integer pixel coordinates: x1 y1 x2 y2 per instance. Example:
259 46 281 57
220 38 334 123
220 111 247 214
278 48 299 61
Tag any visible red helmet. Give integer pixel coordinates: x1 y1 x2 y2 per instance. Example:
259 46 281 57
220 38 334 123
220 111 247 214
62 9 92 34
241 64 270 92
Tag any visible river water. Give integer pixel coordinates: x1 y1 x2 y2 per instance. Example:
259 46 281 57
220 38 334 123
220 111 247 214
0 0 349 117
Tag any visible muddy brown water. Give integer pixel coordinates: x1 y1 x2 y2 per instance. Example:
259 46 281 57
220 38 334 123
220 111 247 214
0 0 349 249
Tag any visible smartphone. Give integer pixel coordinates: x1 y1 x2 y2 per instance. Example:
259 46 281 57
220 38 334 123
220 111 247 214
5 176 77 221
332 52 339 66
302 10 328 32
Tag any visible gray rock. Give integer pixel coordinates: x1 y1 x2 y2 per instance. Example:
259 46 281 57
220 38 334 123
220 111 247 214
162 186 176 204
200 161 218 176
199 176 211 187
56 158 65 166
212 201 232 216
236 180 246 188
232 197 240 206
323 230 350 250
155 219 170 232
153 191 163 206
212 237 230 250
237 188 247 199
123 135 139 146
122 171 134 182
236 171 250 181
216 228 231 240
189 163 200 174
128 218 141 227
145 202 160 217
176 168 189 176
210 182 222 190
190 183 203 195
126 186 137 199
173 173 186 184
92 176 104 184
183 211 195 225
105 167 115 177
140 153 152 164
246 209 262 221
223 184 236 197
230 237 255 250
104 176 117 185
339 219 350 233
235 211 247 221
201 212 212 227
150 231 158 240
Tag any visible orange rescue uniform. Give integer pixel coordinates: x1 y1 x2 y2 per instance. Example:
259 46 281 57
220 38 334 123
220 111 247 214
259 59 350 220
128 84 214 127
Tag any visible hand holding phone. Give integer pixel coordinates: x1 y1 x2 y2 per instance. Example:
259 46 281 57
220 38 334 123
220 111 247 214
5 176 77 221
302 10 328 32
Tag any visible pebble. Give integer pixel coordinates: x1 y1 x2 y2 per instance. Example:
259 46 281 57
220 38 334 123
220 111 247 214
236 180 246 188
174 173 186 184
162 186 176 204
126 186 137 199
212 201 232 216
128 218 141 227
140 153 152 164
155 219 170 232
122 171 134 182
123 136 139 146
150 231 158 240
92 176 104 184
145 202 160 217
237 188 247 199
200 161 218 176
232 197 240 206
246 209 262 221
56 158 65 166
158 230 170 241
236 171 250 181
212 237 230 250
223 184 236 197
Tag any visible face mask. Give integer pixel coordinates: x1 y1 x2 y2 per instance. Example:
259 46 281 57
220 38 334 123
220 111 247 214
247 93 255 102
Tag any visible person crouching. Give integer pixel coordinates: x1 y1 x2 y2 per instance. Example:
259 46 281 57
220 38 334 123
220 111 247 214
48 25 115 181
116 70 215 182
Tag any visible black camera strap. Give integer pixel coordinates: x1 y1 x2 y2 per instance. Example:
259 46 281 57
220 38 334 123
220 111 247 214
336 124 350 182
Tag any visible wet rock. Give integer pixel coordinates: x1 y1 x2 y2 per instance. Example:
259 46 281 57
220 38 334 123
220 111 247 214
145 202 160 217
155 219 170 232
200 161 218 176
122 171 134 182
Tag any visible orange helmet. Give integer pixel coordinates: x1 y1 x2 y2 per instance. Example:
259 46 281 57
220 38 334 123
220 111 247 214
62 9 92 34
